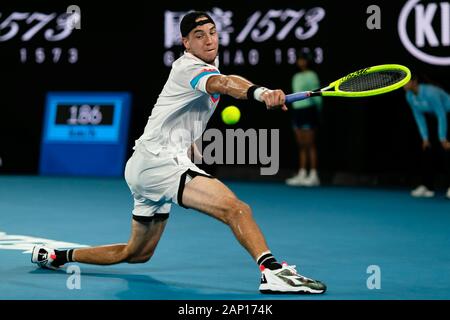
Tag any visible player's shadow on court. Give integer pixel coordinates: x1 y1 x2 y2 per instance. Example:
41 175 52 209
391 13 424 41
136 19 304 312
30 267 256 299
88 272 191 299
81 271 257 299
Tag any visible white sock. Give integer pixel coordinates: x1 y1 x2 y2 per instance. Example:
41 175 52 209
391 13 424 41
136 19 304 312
298 168 307 177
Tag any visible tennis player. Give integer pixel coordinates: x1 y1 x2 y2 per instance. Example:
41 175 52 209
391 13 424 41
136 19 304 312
32 11 326 294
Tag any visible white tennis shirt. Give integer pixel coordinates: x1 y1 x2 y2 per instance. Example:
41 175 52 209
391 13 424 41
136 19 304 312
136 52 221 156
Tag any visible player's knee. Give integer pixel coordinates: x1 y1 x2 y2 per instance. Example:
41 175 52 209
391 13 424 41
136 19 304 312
127 252 153 264
130 253 153 263
124 247 154 264
222 198 252 224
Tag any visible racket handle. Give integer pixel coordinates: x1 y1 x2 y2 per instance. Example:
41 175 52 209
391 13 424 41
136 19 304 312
285 91 311 103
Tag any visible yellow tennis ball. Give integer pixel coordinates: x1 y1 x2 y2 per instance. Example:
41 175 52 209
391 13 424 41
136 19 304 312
221 105 241 125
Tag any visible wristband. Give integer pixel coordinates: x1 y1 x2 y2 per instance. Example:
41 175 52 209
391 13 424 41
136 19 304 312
253 87 269 102
246 85 261 101
247 85 269 102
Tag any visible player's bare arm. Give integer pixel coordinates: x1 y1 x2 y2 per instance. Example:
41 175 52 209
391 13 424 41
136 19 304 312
206 75 288 111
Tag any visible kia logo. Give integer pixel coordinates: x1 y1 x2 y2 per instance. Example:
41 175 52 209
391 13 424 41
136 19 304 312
398 0 450 65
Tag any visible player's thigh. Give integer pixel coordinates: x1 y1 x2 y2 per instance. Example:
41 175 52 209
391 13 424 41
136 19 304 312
127 218 168 257
181 176 241 221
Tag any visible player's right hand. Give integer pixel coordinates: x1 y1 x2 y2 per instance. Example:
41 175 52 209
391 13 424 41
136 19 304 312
261 89 288 111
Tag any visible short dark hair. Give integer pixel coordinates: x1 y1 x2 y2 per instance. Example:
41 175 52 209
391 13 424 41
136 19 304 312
180 11 215 37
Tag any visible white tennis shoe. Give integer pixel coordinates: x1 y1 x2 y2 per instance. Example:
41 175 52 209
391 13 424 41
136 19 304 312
31 245 59 270
259 262 326 294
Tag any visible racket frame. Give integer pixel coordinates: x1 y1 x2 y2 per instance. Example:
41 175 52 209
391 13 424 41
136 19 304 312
285 64 411 103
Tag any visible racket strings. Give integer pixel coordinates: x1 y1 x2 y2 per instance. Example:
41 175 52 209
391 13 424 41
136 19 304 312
339 71 407 92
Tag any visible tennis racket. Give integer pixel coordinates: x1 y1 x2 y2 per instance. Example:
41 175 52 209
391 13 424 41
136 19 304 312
285 64 411 103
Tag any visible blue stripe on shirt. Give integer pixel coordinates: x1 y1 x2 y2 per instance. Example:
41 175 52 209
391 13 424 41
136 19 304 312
190 70 220 89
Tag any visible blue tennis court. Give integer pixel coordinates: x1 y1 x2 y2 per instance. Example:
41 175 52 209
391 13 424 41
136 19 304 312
1 176 449 300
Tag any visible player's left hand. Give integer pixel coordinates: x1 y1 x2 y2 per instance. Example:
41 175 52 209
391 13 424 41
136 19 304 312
261 89 288 111
441 140 450 150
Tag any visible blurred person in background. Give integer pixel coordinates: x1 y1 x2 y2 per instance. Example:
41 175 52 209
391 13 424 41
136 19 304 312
404 74 450 199
286 52 323 187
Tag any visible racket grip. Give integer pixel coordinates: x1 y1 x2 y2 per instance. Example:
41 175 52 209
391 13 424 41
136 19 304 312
285 92 311 103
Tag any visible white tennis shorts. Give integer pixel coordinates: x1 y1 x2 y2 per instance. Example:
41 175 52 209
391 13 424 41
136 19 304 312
124 145 211 221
